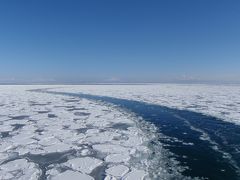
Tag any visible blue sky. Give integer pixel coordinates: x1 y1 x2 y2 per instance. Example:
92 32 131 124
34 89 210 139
0 0 240 83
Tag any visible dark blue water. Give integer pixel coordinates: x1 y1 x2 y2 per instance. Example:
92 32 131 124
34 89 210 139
37 90 240 180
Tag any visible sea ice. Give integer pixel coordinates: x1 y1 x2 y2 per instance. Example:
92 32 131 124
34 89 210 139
105 153 130 163
51 170 94 180
52 84 240 125
64 157 103 174
0 85 187 179
93 144 131 154
0 159 40 180
106 165 129 177
123 169 147 180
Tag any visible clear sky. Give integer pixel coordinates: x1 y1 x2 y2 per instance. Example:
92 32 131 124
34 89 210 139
0 0 240 83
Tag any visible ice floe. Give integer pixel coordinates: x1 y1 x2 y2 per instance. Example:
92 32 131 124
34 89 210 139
105 153 130 163
64 157 103 174
50 170 93 180
0 159 41 180
106 165 129 177
2 84 232 179
49 84 240 125
0 86 156 179
124 169 147 180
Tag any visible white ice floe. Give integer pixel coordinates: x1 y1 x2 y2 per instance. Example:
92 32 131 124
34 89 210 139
106 165 129 177
124 169 147 180
50 84 240 125
3 85 224 179
85 131 120 143
64 157 103 174
105 153 130 163
0 86 153 179
44 143 74 153
93 144 131 154
0 153 9 164
0 159 40 180
50 170 94 180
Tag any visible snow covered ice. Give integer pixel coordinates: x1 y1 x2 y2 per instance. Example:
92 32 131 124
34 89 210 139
0 84 240 180
0 86 157 180
51 84 240 125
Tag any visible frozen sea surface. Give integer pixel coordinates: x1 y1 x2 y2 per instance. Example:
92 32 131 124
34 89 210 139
50 84 240 125
0 85 240 180
0 86 183 180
